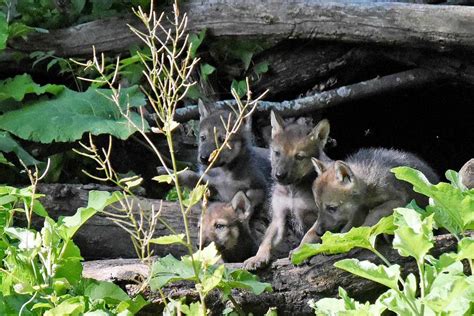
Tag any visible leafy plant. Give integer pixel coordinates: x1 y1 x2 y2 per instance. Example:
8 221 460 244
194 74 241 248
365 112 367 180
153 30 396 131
73 2 271 314
0 178 148 314
0 85 148 143
292 167 474 316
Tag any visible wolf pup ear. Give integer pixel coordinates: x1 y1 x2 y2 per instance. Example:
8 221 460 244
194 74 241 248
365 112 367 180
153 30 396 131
309 119 330 147
231 191 253 221
198 99 211 119
270 110 285 137
311 158 326 176
334 161 354 185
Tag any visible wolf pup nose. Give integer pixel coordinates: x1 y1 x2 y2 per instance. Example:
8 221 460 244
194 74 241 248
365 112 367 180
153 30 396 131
311 148 439 237
243 111 332 270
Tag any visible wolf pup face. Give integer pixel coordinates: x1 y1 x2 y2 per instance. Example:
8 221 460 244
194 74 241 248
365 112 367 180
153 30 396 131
311 159 365 235
198 100 250 167
270 111 330 185
201 191 253 252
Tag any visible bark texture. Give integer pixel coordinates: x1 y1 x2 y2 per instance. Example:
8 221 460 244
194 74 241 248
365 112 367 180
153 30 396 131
82 234 460 315
7 1 474 57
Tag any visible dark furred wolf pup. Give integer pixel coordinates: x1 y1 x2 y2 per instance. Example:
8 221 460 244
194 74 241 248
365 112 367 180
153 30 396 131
243 111 331 270
311 148 439 236
201 191 257 262
177 100 271 212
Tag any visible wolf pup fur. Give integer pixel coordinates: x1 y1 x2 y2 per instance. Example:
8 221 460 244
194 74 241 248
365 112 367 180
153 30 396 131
311 148 439 236
201 191 258 262
459 158 473 189
243 111 331 270
177 100 271 212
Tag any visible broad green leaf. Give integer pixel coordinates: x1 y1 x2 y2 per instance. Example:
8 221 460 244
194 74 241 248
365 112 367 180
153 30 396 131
4 227 41 252
149 233 185 245
393 208 433 262
183 184 207 208
200 63 216 81
150 254 197 290
189 29 206 58
445 169 467 191
152 174 174 184
334 259 400 290
309 297 346 315
310 288 386 315
8 22 34 40
424 274 474 314
192 242 221 266
44 296 85 316
378 289 420 315
264 307 278 316
0 131 41 166
222 268 272 295
202 264 224 295
253 62 269 75
0 13 7 50
393 166 473 234
291 216 394 265
231 80 247 98
0 152 13 166
0 86 148 143
84 279 130 304
54 240 83 285
457 237 474 260
0 74 64 102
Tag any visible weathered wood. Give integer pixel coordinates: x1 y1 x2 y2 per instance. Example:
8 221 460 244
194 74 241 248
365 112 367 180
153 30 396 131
6 1 474 57
172 68 443 122
83 234 460 315
33 183 292 260
34 183 200 259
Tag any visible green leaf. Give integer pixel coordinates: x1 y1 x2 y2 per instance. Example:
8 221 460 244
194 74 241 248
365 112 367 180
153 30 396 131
0 131 41 166
0 152 13 166
393 166 473 234
189 29 206 58
4 227 42 252
84 279 130 304
222 268 272 295
200 63 216 81
291 216 395 265
231 80 247 98
0 12 7 50
0 74 64 102
44 296 85 316
457 237 474 260
378 289 419 315
150 254 197 290
253 62 269 75
183 184 206 207
7 22 34 41
335 259 400 290
0 86 148 143
149 233 185 245
445 169 467 191
202 264 224 295
393 208 433 262
424 274 474 314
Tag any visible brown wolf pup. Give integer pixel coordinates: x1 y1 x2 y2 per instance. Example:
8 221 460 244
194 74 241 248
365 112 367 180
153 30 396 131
243 111 331 270
311 148 439 236
201 191 258 262
460 158 473 189
168 100 271 212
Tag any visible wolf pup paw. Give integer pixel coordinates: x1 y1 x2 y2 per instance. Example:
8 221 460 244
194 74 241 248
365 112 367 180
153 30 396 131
243 254 270 271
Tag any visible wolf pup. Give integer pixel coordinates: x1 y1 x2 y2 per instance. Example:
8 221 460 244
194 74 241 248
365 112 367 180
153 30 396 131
175 100 271 211
459 158 473 189
243 111 331 270
311 148 439 236
201 191 258 262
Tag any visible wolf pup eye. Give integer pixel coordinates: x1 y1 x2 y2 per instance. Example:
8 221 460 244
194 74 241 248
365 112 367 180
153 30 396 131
215 223 226 230
295 153 305 160
218 135 225 143
273 150 281 157
200 135 206 141
326 205 338 213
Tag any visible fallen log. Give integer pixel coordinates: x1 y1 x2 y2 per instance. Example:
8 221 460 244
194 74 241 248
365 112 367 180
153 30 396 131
82 234 460 315
6 1 474 57
33 183 295 260
172 68 444 122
